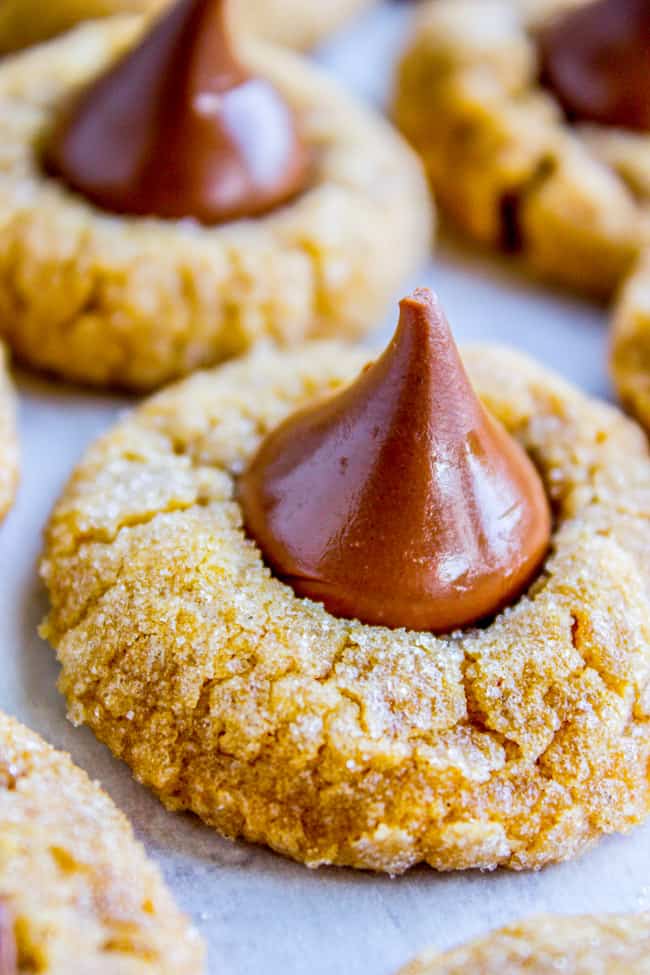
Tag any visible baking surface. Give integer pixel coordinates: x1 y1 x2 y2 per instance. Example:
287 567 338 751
1 3 649 973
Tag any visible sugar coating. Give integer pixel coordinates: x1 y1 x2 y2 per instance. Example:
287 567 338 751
399 913 650 974
40 341 650 873
0 0 377 54
393 0 650 298
0 711 204 974
612 250 650 434
0 17 431 390
0 344 18 522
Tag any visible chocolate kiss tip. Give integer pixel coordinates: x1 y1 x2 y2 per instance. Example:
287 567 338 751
239 290 552 634
402 287 438 308
398 288 450 339
44 0 310 224
399 286 443 318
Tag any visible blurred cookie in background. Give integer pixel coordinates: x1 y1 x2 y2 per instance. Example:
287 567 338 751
0 345 17 524
0 0 431 390
394 0 650 298
0 0 378 53
612 249 650 434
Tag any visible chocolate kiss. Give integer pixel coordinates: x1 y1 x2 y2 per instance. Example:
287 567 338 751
239 289 552 633
538 0 650 132
44 0 310 223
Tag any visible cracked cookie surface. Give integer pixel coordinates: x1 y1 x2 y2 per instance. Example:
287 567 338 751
0 0 376 54
394 0 649 298
0 344 18 522
40 341 650 873
398 913 650 974
0 710 204 974
612 249 650 433
0 17 431 391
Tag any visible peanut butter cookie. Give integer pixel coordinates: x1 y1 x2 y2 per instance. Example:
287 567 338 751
40 338 650 873
0 0 376 54
394 0 650 297
0 15 431 390
611 250 650 433
0 345 18 522
0 710 204 974
399 913 650 975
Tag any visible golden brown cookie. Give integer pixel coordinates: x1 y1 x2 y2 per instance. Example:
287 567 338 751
0 0 376 54
236 0 376 50
0 710 204 974
40 339 650 873
611 250 650 433
0 344 18 522
399 913 650 975
0 17 431 391
0 0 162 54
393 0 649 297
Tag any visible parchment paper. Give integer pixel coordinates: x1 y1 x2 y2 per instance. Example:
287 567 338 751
2 4 649 973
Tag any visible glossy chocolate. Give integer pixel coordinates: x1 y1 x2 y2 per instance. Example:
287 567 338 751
0 903 16 975
45 0 310 223
538 0 650 132
239 289 551 633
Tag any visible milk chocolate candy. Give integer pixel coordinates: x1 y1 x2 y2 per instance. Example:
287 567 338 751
240 289 552 632
539 0 650 132
45 0 310 223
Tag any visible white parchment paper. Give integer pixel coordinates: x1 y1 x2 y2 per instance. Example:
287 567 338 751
1 4 649 973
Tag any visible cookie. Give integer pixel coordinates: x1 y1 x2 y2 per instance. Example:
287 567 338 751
393 0 649 297
236 0 376 50
40 338 650 873
611 250 650 433
0 16 431 390
0 710 204 973
0 0 163 55
398 913 650 975
0 344 18 522
0 0 376 54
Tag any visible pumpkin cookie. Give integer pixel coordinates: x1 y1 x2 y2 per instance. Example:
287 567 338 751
0 0 376 54
40 289 650 874
399 913 650 975
611 250 650 433
0 1 431 391
394 0 650 298
0 344 18 522
0 710 204 974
